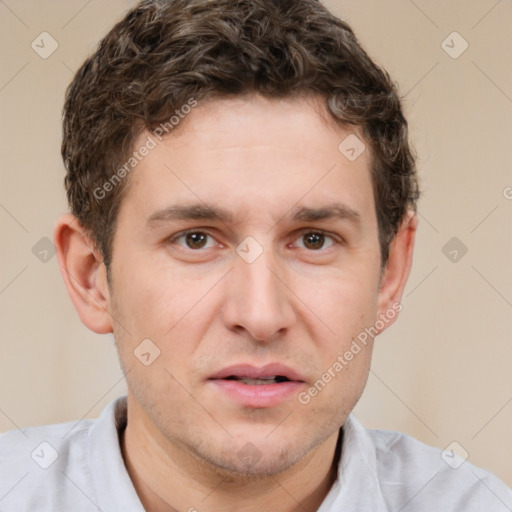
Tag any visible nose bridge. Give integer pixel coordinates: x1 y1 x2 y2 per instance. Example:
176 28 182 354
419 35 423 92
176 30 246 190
223 240 294 341
242 251 280 307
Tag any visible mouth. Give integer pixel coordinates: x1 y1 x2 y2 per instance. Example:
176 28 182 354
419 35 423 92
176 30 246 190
207 363 306 408
222 375 292 385
208 363 305 384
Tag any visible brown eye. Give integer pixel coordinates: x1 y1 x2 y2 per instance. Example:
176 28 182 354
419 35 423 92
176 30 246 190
185 232 208 249
296 231 335 251
173 231 215 250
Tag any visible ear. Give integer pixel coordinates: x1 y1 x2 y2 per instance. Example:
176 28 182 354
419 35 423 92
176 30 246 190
375 210 417 333
53 213 113 334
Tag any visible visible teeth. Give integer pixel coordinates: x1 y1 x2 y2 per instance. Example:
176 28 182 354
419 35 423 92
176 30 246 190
237 377 280 385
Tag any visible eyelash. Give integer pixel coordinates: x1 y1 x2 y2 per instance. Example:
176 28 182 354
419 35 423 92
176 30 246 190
168 229 340 252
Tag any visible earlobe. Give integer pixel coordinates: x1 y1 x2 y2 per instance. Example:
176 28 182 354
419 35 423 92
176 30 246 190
53 213 113 334
376 210 417 333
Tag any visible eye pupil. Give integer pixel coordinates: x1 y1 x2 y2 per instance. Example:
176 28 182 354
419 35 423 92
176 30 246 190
186 232 207 249
303 232 324 250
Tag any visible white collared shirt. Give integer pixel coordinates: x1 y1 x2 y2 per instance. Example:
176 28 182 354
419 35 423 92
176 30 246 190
1 395 511 511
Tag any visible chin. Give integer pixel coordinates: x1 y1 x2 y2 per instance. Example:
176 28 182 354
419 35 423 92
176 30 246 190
186 426 314 479
203 444 304 479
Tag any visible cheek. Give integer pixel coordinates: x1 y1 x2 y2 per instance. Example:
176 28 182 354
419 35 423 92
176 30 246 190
112 252 173 326
302 270 380 339
298 275 376 416
297 268 379 405
109 262 195 404
110 255 213 359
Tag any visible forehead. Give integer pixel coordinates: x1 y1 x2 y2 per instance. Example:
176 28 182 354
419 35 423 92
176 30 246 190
121 94 375 225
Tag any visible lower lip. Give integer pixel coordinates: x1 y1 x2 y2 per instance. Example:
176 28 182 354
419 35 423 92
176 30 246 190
208 379 304 408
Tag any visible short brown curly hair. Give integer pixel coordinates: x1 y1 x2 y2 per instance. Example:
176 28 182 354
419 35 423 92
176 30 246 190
62 0 419 269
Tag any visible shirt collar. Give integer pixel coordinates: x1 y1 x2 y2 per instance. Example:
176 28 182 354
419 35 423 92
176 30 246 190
317 414 389 511
87 396 145 512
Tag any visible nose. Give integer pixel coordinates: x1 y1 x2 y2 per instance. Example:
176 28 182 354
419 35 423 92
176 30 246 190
221 247 295 343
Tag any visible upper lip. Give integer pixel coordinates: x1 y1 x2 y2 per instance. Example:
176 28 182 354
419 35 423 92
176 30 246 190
208 363 305 382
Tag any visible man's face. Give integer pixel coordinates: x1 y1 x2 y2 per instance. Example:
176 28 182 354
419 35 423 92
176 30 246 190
108 94 384 476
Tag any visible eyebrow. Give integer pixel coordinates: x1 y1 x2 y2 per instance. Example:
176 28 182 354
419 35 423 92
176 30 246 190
146 202 360 227
290 204 360 223
146 203 235 226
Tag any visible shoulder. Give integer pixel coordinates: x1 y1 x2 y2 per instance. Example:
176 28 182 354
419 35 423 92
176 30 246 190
365 423 512 511
0 417 98 511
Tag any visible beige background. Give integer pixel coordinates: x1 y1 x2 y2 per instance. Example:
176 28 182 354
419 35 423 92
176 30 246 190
1 0 511 488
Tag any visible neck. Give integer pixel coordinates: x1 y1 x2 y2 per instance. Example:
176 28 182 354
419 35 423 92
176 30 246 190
120 398 342 512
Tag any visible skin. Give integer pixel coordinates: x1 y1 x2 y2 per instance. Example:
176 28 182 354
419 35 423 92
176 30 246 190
54 93 417 512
